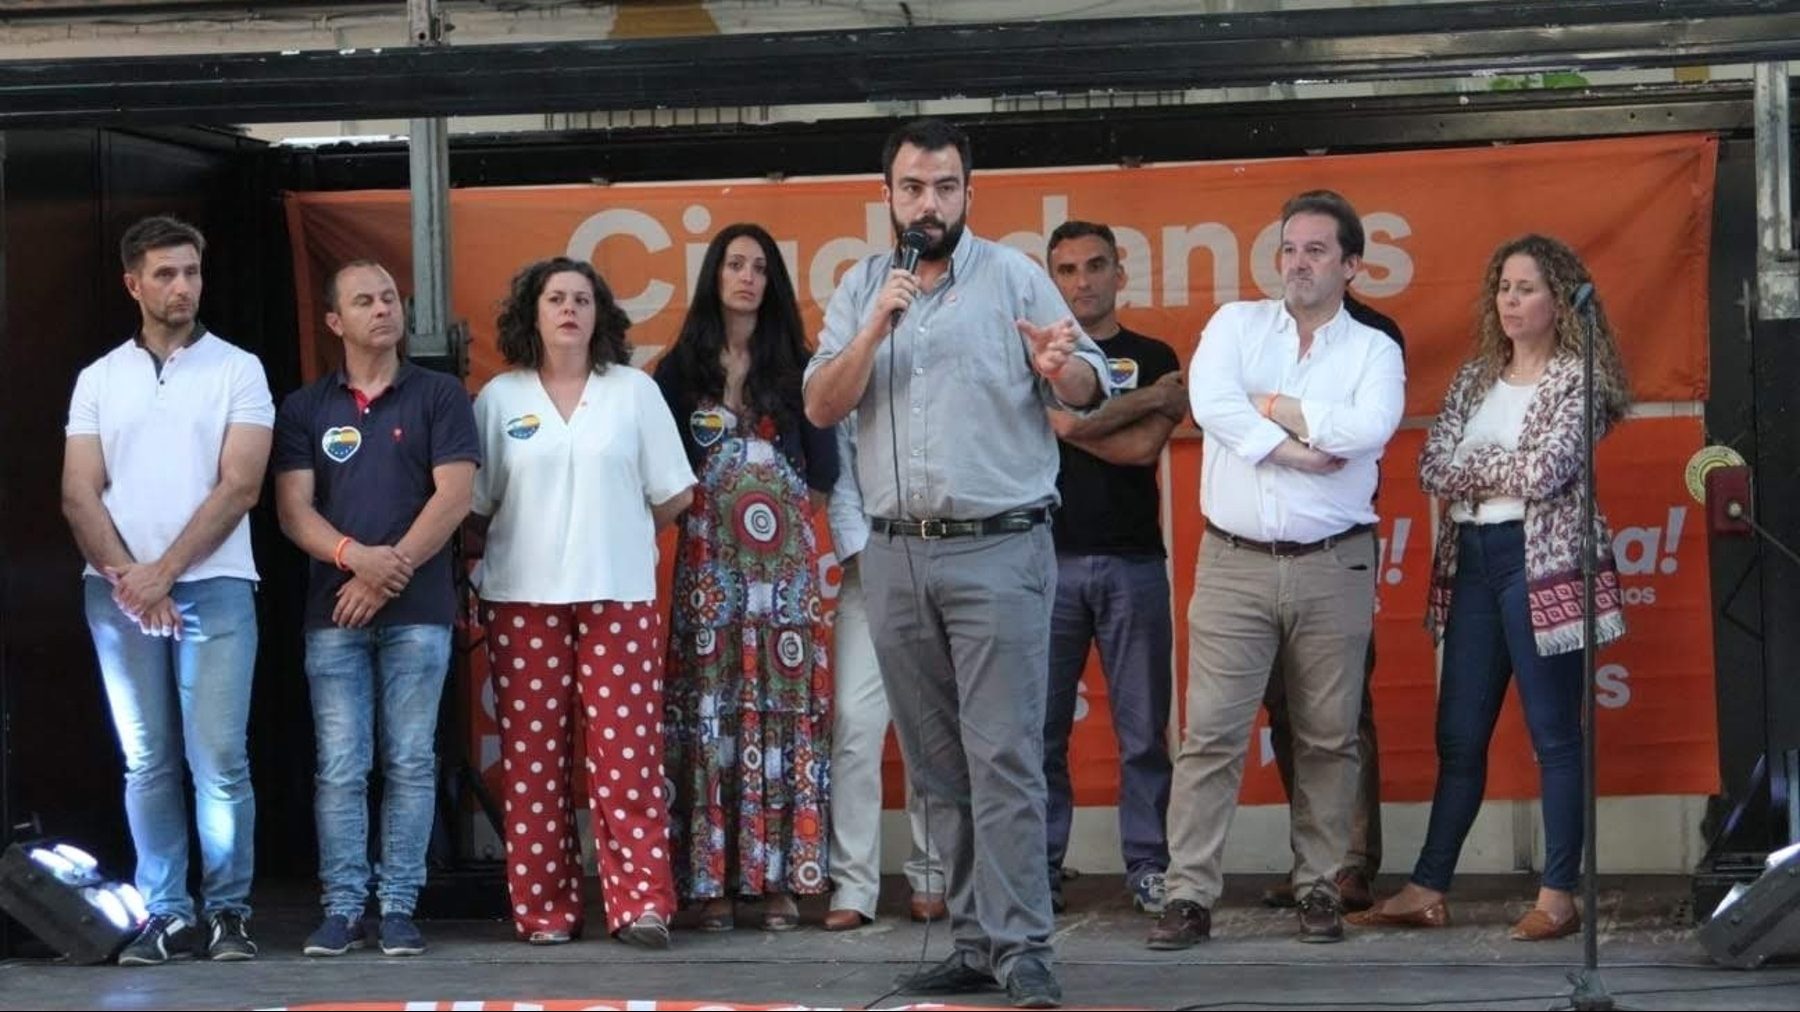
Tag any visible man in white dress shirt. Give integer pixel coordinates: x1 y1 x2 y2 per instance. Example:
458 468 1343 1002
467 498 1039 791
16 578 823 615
1148 190 1405 949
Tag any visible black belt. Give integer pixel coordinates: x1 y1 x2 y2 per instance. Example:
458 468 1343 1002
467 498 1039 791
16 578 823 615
1205 520 1375 558
870 508 1051 540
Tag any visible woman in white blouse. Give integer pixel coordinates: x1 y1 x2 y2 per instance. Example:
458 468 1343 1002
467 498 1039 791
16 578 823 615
1351 235 1629 941
469 257 696 948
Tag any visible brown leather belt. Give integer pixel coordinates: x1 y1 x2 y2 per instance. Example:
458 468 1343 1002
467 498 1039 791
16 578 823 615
1205 520 1376 558
870 508 1052 540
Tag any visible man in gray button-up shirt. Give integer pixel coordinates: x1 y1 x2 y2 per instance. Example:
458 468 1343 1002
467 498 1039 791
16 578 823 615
804 118 1107 1008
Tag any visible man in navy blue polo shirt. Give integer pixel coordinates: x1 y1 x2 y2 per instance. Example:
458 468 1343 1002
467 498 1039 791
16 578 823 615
273 260 479 958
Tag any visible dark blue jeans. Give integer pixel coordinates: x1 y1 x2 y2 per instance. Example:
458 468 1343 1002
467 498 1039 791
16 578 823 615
1043 552 1173 887
1412 522 1584 893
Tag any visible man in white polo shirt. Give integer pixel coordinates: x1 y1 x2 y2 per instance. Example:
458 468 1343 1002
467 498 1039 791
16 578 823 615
61 215 274 966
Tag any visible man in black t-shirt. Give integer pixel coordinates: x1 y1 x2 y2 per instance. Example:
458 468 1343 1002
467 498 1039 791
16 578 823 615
1041 221 1188 915
1260 292 1406 913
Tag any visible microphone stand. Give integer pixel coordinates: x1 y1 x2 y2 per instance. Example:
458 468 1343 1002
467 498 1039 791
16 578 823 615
1563 288 1618 1011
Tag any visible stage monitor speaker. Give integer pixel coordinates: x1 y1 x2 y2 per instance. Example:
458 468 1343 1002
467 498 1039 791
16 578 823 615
0 841 145 964
1700 840 1800 968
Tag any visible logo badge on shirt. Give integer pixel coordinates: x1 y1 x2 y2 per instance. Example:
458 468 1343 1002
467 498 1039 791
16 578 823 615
1109 357 1141 390
690 408 727 448
505 413 541 440
321 426 362 463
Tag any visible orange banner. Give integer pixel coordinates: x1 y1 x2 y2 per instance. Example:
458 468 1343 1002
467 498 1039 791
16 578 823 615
286 132 1714 416
287 132 1719 811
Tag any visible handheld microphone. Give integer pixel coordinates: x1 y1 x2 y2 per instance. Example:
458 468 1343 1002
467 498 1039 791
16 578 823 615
1572 282 1595 314
890 228 930 328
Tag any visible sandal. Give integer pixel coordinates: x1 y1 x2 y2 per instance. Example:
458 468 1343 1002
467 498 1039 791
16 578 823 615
696 897 735 933
759 893 799 932
618 911 670 949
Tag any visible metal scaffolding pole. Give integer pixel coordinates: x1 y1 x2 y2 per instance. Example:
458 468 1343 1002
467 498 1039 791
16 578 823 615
1754 62 1799 325
407 0 455 365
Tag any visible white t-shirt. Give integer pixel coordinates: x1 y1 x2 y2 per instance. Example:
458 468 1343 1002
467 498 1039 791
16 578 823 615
65 331 275 583
471 366 695 604
1448 377 1539 525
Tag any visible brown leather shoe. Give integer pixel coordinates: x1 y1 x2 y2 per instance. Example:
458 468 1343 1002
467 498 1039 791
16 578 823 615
909 892 947 922
1145 898 1211 950
1346 898 1452 929
1509 907 1579 941
1296 888 1345 943
822 908 869 932
1335 868 1374 913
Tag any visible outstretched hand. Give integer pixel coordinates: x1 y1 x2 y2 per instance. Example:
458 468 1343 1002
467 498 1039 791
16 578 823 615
1017 317 1080 380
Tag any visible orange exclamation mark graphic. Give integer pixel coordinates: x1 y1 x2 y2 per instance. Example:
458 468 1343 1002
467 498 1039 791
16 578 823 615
1385 517 1411 585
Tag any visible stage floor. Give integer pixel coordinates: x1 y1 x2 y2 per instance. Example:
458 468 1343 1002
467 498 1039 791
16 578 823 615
3 873 1795 1010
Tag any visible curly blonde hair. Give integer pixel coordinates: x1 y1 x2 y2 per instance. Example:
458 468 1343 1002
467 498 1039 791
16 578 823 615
1469 234 1631 427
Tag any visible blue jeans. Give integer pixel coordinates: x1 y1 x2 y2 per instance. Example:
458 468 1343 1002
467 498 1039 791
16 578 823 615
1412 523 1584 893
84 576 258 922
305 624 452 918
1044 553 1173 887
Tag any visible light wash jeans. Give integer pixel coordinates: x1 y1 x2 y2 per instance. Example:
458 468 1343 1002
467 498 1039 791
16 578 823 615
85 575 259 922
304 624 452 918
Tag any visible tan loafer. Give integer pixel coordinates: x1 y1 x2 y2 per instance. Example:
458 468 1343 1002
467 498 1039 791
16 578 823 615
1346 898 1452 929
1509 907 1579 941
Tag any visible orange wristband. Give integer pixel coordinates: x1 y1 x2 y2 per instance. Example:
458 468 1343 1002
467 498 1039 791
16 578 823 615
1261 393 1279 418
333 536 354 572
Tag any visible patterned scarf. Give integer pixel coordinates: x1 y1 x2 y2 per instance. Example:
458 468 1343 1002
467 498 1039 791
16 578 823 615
1418 353 1627 656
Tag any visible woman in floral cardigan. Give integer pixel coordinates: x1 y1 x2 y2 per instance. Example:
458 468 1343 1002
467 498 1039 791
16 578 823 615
1350 234 1629 941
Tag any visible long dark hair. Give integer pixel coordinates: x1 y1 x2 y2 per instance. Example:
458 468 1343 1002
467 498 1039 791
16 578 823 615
660 223 809 432
495 256 631 373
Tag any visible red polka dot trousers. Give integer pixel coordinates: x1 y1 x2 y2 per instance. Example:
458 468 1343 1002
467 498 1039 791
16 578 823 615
483 599 676 939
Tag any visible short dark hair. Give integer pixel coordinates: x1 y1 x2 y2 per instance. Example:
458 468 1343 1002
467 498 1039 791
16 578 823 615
119 215 205 272
1047 220 1119 263
1279 190 1364 260
495 256 631 374
324 258 392 312
881 118 973 185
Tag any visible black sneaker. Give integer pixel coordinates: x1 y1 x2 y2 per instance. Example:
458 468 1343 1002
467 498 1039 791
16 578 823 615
1004 955 1063 1009
206 911 258 961
117 914 199 966
1296 886 1345 943
1146 898 1211 950
894 953 999 995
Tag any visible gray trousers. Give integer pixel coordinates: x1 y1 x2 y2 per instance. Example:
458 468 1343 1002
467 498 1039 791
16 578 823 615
862 525 1057 982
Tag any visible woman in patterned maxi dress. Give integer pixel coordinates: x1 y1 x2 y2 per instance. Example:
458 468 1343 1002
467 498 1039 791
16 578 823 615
654 223 839 931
